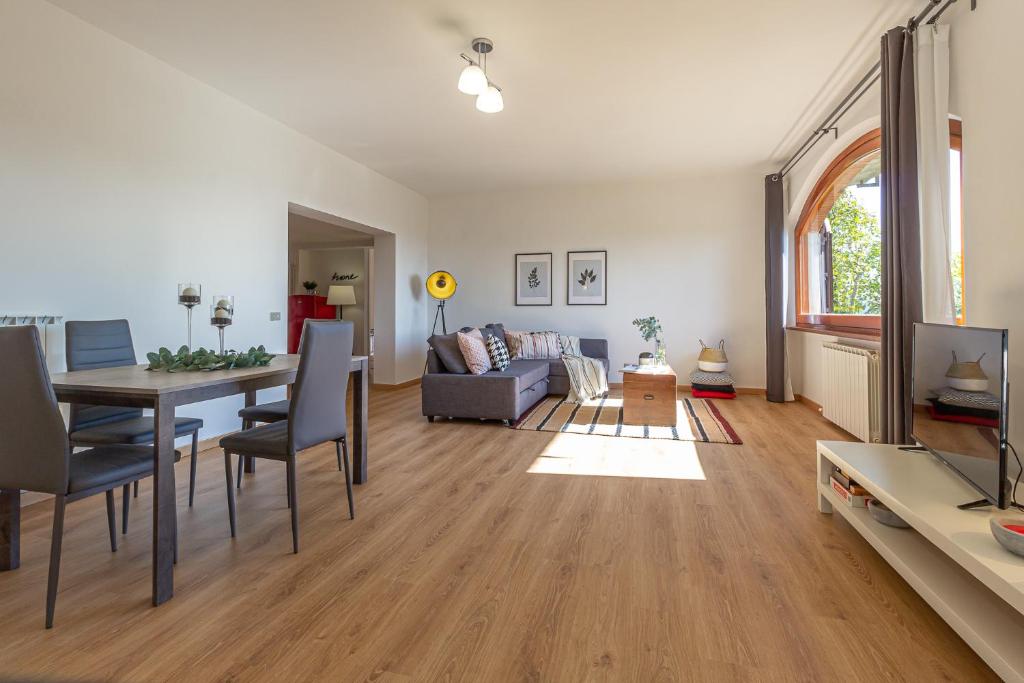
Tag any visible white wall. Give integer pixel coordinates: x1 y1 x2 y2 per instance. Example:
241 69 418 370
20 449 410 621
947 0 1024 450
294 247 370 355
786 1 1024 449
0 0 428 440
429 171 767 388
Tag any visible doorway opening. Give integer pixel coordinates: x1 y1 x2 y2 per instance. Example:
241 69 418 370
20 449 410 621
287 204 393 382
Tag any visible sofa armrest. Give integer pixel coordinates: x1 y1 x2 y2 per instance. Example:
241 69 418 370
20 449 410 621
580 338 608 360
421 372 518 419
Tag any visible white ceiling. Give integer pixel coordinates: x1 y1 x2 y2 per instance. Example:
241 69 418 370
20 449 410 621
47 0 918 196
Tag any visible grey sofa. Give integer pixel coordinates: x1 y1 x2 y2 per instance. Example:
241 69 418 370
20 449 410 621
422 324 609 424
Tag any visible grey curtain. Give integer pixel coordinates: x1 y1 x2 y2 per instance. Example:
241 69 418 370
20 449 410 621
764 174 785 403
880 26 923 444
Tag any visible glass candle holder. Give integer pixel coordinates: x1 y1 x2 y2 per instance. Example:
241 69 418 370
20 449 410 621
210 295 234 354
177 283 201 350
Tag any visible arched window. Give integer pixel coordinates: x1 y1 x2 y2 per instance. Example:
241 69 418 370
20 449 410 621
795 120 964 334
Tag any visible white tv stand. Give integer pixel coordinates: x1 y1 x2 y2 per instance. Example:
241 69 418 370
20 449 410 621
817 441 1024 682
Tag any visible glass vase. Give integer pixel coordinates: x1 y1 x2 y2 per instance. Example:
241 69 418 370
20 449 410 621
177 283 201 351
210 295 234 354
655 338 667 366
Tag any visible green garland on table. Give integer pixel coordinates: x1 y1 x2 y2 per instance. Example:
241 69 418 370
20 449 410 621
146 345 276 372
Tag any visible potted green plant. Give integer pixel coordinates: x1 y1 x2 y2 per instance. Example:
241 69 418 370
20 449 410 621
302 280 318 295
632 316 666 366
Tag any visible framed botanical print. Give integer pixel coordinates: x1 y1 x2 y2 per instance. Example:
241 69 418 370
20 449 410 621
567 250 607 305
515 252 552 306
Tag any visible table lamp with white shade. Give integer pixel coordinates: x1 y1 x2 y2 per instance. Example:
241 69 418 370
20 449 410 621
326 285 357 320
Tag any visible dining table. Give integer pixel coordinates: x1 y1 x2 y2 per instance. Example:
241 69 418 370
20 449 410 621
0 354 369 607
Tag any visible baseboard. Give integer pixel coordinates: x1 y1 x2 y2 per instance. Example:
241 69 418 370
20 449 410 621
20 491 53 508
373 377 421 391
196 433 229 453
794 393 823 413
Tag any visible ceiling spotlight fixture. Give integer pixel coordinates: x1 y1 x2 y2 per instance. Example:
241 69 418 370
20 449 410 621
458 37 503 113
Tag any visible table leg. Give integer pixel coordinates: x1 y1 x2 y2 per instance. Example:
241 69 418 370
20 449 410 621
352 358 368 484
243 390 257 473
0 488 20 571
152 396 176 605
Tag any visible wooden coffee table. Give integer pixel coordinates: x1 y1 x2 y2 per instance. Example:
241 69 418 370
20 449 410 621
621 365 677 426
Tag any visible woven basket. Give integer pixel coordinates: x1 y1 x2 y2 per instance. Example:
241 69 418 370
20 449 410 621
946 351 988 392
698 339 728 364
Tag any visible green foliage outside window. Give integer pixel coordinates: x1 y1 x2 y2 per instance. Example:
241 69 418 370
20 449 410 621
828 189 881 315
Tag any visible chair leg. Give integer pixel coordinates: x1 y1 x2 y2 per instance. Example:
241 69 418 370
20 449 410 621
188 430 199 507
45 495 66 629
105 490 117 553
286 458 298 554
224 450 237 538
122 484 130 534
133 480 139 498
336 438 344 471
339 439 354 520
236 454 244 489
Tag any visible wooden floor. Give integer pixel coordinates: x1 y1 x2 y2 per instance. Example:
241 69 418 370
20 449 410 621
0 388 997 682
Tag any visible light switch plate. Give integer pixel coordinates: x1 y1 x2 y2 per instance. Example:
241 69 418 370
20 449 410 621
269 312 281 321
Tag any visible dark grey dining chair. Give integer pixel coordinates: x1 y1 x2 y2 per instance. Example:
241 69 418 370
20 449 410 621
233 322 344 487
234 400 289 488
220 321 354 554
65 320 203 518
0 326 179 628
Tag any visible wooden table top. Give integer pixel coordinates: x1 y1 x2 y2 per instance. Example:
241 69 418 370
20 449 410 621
50 355 368 397
620 364 676 378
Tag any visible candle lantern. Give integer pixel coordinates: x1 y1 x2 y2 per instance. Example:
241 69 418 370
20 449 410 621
210 295 234 354
177 283 202 350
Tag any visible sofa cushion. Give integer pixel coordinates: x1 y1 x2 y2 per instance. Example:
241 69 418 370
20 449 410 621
429 332 469 374
489 359 549 390
457 329 492 375
580 338 608 360
548 357 608 377
485 323 507 346
485 334 511 371
507 331 561 359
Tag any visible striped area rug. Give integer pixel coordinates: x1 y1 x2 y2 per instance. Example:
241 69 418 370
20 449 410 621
512 392 742 444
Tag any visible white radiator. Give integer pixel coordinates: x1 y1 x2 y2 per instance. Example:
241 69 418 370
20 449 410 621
821 343 881 443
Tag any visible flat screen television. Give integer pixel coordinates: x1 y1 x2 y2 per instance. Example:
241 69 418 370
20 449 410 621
911 322 1017 509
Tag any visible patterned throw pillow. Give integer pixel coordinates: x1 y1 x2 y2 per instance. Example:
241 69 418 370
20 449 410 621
515 331 561 359
485 334 511 371
504 330 527 358
457 329 492 375
934 387 1000 411
559 334 581 357
688 369 735 386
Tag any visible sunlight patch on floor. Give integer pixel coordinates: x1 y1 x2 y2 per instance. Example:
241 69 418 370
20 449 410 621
527 431 707 480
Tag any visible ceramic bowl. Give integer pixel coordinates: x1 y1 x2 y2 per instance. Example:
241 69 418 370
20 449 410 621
948 377 989 392
698 360 729 373
867 499 910 528
990 517 1024 558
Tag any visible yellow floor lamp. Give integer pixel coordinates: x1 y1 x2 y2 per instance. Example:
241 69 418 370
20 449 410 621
426 270 457 335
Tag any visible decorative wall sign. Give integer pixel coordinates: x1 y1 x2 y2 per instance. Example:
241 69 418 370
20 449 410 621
567 250 607 305
515 252 552 306
331 272 359 281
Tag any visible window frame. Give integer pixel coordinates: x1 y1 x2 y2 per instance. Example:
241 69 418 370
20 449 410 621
793 120 964 336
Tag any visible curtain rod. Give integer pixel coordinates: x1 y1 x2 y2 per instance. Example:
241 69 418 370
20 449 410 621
775 0 975 179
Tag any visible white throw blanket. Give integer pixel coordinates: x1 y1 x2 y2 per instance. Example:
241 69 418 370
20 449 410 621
559 335 608 403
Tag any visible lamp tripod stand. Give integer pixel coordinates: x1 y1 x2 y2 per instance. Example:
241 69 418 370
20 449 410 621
431 298 448 336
